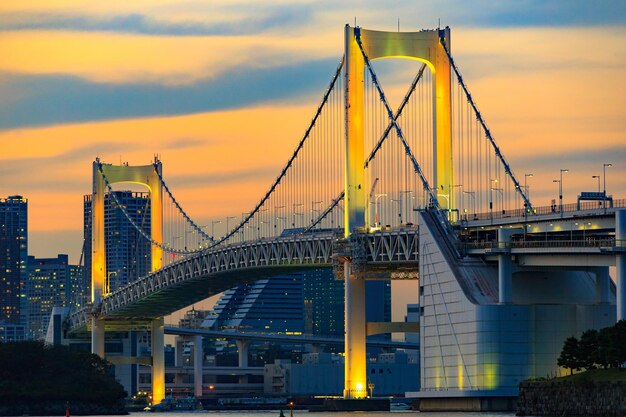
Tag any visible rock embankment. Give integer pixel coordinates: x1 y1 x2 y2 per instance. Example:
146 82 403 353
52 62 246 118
517 379 626 416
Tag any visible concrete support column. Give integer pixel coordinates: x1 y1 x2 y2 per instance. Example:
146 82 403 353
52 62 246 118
498 229 513 304
344 261 367 399
616 209 626 321
236 339 250 368
151 317 165 405
236 339 250 384
175 337 184 367
91 317 105 357
596 267 611 304
193 335 203 398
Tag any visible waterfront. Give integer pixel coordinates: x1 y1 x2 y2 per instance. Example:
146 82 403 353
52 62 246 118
56 413 517 417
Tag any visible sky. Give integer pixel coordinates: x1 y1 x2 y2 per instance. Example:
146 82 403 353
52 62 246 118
1 1 625 324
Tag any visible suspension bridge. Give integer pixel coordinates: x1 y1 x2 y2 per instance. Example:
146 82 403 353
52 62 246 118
61 26 625 407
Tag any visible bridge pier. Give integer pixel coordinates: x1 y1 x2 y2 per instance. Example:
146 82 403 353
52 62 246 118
151 318 165 405
498 229 517 304
236 339 250 384
344 261 367 399
193 335 203 398
616 209 626 321
91 317 105 357
596 267 611 304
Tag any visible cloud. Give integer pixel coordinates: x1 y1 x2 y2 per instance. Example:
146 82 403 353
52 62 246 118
0 6 313 36
0 57 338 130
166 166 279 189
165 138 208 150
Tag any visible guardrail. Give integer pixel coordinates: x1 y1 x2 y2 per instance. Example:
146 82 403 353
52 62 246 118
464 238 625 251
457 198 625 223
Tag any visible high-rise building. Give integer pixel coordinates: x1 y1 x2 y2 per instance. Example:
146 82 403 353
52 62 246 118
25 254 81 339
0 196 28 325
83 191 151 299
202 268 391 337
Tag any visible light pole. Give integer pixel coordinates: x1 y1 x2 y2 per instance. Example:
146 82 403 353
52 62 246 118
292 203 303 228
311 201 322 226
390 198 402 225
603 163 612 211
490 178 498 223
225 216 237 236
374 194 387 227
524 173 533 205
399 190 412 224
591 175 600 193
274 205 285 233
463 191 476 220
492 187 503 218
211 220 221 239
553 179 560 214
559 169 568 217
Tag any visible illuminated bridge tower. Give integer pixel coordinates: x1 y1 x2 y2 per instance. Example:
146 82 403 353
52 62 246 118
343 25 452 399
90 158 165 404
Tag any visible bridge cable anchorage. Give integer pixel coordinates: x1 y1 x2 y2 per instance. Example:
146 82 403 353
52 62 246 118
152 163 214 243
305 64 427 233
209 56 345 248
438 32 533 213
354 28 456 238
97 162 201 255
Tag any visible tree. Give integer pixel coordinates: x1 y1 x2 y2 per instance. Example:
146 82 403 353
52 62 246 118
578 329 599 370
558 336 581 375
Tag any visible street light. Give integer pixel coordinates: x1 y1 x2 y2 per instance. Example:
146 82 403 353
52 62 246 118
603 163 612 211
399 190 412 224
390 198 402 225
592 175 600 192
211 220 222 238
311 201 322 226
225 216 237 236
374 194 387 227
489 179 498 222
559 169 568 217
462 191 476 220
292 203 303 227
524 173 533 203
553 179 560 214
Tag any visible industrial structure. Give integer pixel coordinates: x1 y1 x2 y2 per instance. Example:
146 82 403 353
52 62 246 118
50 25 625 410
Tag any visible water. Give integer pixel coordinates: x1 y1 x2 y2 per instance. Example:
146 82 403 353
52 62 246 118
65 412 516 417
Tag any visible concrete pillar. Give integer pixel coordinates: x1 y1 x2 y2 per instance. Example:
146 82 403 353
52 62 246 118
175 337 184 367
91 317 105 357
236 339 250 367
236 339 250 384
344 261 367 399
616 209 626 321
193 335 203 398
151 317 165 405
596 267 611 304
497 229 514 304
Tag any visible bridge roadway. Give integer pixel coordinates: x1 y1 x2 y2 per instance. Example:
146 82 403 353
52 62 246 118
165 327 419 350
68 204 622 333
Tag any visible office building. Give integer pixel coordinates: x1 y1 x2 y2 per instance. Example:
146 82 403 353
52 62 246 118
83 191 151 298
0 322 25 342
25 255 81 339
202 268 390 337
0 196 28 325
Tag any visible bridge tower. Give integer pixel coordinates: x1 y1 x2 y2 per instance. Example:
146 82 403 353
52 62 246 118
343 25 452 399
90 157 165 404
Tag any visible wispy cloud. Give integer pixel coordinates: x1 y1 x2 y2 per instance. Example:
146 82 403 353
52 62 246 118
0 6 313 36
0 57 337 130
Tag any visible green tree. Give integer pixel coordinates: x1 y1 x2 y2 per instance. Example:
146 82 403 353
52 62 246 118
578 329 599 370
558 336 581 375
0 341 126 413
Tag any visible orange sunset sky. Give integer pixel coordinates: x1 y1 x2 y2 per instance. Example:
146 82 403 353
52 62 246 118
1 1 625 322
